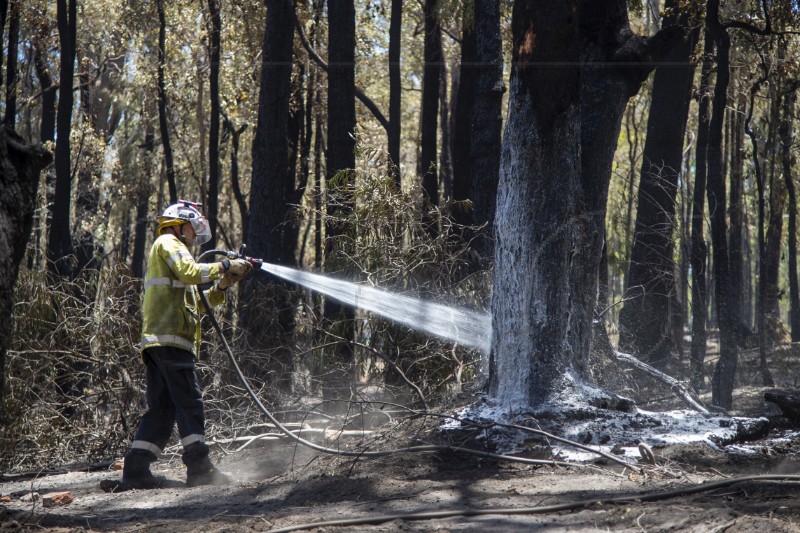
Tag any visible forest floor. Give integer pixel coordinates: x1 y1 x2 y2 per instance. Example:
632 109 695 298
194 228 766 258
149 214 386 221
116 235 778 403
4 381 800 533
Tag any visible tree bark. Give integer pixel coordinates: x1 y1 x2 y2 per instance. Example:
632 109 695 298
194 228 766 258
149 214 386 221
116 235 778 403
3 0 20 128
47 0 77 278
617 2 699 370
489 0 679 407
388 0 402 184
469 0 503 262
418 0 441 207
783 81 800 341
156 0 177 204
0 127 52 421
204 0 222 251
706 0 737 409
241 0 296 387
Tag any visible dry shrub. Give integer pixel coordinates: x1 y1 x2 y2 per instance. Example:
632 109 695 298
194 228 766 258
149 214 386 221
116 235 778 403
1 264 144 471
301 156 492 404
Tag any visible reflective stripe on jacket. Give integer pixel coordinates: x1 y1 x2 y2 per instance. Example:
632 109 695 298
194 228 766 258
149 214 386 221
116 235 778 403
141 233 225 356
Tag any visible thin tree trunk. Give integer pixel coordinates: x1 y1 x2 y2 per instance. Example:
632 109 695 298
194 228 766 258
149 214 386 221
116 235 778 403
388 0 402 184
47 0 77 278
418 0 441 207
157 0 177 204
451 14 475 227
707 0 738 409
469 0 503 262
617 1 699 369
31 30 56 144
224 115 248 242
204 0 222 250
783 81 800 342
4 0 20 128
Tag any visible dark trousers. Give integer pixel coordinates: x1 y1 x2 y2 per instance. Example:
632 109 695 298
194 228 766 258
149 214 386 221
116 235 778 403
130 346 206 459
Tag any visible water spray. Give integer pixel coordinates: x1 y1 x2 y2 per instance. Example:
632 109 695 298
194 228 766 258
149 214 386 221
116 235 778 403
193 248 598 469
204 246 492 354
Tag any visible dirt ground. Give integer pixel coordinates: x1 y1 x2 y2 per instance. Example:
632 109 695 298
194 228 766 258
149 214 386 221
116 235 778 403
4 385 800 533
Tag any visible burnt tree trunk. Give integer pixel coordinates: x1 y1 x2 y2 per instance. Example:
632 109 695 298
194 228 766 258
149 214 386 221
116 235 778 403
47 0 77 278
0 128 52 421
156 0 177 204
469 0 503 262
4 0 20 128
706 0 738 409
32 28 56 144
783 81 800 341
451 15 476 228
388 0 402 184
241 0 296 387
418 0 441 207
489 0 679 407
204 0 222 250
617 3 699 370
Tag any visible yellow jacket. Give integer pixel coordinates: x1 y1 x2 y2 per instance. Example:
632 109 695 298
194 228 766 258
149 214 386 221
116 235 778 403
141 234 225 356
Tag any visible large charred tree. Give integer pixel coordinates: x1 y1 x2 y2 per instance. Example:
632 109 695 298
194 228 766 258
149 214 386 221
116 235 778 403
618 2 699 369
0 128 51 421
489 0 679 408
46 0 77 278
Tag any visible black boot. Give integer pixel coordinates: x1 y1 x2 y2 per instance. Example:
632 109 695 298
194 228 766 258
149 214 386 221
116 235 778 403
122 450 163 488
100 450 164 492
183 442 231 487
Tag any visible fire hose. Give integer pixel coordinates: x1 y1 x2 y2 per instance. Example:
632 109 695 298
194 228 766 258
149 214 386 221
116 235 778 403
195 248 632 469
196 249 800 532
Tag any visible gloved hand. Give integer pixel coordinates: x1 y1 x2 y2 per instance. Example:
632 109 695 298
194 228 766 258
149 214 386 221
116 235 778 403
218 259 253 290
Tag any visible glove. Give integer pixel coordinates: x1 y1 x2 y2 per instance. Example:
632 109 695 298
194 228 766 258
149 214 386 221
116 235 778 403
218 259 253 290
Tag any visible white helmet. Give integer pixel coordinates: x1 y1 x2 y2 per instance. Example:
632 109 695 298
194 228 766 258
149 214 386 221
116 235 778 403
156 200 212 245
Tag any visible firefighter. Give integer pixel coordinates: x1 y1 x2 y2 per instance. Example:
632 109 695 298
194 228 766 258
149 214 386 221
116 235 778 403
118 201 252 489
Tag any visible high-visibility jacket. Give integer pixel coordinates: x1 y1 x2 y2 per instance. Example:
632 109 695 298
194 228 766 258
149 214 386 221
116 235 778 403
141 233 225 356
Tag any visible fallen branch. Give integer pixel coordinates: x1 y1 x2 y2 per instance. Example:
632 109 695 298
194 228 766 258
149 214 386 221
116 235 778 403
610 350 709 414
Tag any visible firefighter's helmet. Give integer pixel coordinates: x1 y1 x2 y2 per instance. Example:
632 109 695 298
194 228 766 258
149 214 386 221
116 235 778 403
156 200 211 245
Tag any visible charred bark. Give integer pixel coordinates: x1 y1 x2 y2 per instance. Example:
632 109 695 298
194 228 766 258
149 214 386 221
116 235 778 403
0 128 52 421
241 0 296 388
156 0 177 204
46 0 77 278
388 0 402 184
489 0 681 407
617 2 700 370
418 0 441 208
